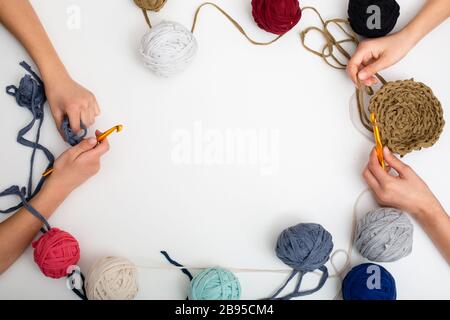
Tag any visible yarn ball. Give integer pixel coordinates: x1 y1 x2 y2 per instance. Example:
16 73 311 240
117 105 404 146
133 0 167 12
85 256 139 300
188 268 241 300
140 21 198 77
369 79 445 156
251 0 302 35
348 0 400 38
276 223 333 272
32 228 80 279
342 263 396 300
8 74 45 117
355 208 413 262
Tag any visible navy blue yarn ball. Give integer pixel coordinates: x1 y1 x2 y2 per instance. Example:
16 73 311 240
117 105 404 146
342 263 397 300
275 223 333 272
348 0 400 38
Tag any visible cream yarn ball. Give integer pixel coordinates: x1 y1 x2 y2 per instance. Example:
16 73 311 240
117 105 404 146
140 21 198 77
85 256 139 300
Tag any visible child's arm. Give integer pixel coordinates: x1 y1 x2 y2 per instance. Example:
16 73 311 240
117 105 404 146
0 0 100 135
0 133 109 274
347 0 450 86
363 147 450 264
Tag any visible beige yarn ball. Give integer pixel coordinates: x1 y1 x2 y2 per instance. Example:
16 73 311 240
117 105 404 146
133 0 167 12
85 256 139 300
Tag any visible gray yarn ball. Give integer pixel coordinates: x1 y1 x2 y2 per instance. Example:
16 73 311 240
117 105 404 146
355 208 413 262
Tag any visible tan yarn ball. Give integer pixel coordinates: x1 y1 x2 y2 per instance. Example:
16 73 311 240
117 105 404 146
369 80 445 156
85 256 139 300
133 0 167 12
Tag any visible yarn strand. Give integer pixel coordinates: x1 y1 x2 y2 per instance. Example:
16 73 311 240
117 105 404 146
160 251 194 281
191 2 282 46
299 7 387 131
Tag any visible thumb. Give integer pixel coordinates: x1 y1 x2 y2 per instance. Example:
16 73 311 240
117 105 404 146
383 146 410 177
71 138 97 158
358 57 390 81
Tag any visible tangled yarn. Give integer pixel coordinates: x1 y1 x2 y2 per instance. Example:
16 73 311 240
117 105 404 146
348 0 400 38
270 223 333 299
252 0 302 35
32 228 80 279
342 263 397 300
355 208 413 262
189 268 241 300
61 118 87 146
369 80 445 156
133 0 167 12
85 256 139 300
140 21 198 77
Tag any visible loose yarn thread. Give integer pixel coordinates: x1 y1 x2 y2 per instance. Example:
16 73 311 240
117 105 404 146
342 263 397 300
85 256 139 300
269 223 333 300
300 7 444 156
348 0 400 38
161 251 241 300
252 0 302 35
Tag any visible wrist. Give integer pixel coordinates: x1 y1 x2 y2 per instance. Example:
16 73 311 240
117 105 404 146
41 176 74 200
39 60 71 88
414 197 444 222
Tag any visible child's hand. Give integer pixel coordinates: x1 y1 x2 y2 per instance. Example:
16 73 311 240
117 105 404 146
363 147 441 218
347 32 414 86
45 130 110 194
45 75 101 136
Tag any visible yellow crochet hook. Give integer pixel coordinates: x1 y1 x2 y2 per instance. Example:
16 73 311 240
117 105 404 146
42 125 123 177
370 113 385 169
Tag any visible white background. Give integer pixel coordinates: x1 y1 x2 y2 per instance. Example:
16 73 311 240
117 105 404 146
0 0 449 299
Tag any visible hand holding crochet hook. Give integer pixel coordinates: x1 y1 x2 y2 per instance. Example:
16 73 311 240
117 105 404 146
363 113 450 263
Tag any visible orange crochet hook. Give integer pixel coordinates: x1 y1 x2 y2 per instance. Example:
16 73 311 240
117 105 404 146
370 113 385 169
42 125 123 177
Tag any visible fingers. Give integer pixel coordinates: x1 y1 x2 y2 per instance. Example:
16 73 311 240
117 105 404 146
70 138 97 158
383 146 411 177
358 57 390 83
368 148 392 185
363 165 381 194
68 109 81 134
92 97 101 116
347 48 365 85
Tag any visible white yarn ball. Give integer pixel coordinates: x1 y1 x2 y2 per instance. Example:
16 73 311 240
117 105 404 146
140 21 198 77
85 256 139 300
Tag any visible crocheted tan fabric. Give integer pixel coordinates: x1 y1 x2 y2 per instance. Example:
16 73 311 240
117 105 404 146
369 80 445 156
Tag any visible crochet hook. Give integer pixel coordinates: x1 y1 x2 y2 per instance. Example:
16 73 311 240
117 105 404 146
42 125 123 177
370 113 385 169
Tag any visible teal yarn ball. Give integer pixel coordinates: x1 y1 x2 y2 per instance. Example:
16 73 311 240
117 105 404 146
188 268 241 300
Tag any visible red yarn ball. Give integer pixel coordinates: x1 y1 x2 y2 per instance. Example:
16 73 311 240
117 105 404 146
32 228 80 279
251 0 302 35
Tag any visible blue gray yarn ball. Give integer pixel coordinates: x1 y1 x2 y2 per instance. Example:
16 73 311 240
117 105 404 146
188 268 241 300
275 223 333 271
355 207 413 262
